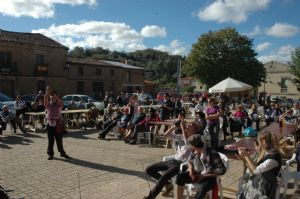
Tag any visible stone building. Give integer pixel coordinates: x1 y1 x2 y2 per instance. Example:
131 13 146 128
0 29 144 98
0 29 68 97
67 58 144 98
257 60 300 99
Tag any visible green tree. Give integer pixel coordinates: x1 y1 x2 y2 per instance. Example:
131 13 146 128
289 47 300 90
183 28 266 88
68 46 85 58
68 46 185 87
128 49 183 85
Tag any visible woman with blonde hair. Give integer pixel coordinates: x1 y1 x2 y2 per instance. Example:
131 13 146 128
237 131 282 199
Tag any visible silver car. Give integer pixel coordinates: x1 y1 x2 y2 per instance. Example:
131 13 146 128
62 94 104 109
0 92 15 114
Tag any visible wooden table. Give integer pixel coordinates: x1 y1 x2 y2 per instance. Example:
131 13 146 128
262 122 296 138
149 120 174 147
25 109 90 132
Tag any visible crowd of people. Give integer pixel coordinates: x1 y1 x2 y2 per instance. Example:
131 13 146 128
1 89 300 199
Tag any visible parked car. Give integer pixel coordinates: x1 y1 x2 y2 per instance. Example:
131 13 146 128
270 96 294 107
0 92 15 113
62 94 104 109
22 94 37 103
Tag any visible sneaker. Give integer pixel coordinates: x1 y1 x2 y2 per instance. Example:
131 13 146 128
129 139 136 145
48 156 53 160
98 136 105 140
60 154 71 159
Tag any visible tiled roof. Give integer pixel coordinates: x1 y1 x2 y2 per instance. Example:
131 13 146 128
0 29 67 49
67 57 114 67
67 58 144 70
100 60 144 70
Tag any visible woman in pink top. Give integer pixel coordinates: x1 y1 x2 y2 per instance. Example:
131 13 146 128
44 86 70 160
205 97 220 149
230 105 247 135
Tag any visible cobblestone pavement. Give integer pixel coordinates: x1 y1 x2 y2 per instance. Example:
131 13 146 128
0 129 296 199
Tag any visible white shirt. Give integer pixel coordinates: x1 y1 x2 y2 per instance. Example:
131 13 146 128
292 108 300 117
14 100 25 110
254 159 279 175
174 139 192 161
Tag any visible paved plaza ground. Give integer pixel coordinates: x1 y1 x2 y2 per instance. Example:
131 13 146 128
0 129 298 199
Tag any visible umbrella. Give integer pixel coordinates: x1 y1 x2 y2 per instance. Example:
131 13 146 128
208 77 252 93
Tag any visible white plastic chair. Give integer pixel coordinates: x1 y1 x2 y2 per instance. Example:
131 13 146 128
203 118 223 147
137 126 155 146
202 127 211 148
182 152 229 199
219 117 224 143
276 154 300 199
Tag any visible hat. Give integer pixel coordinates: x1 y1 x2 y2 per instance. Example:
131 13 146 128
187 134 204 148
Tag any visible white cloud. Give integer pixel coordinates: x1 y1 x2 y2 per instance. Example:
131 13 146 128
0 0 97 18
256 42 271 52
257 45 295 63
32 21 168 52
244 25 262 37
141 25 166 38
196 0 270 24
154 40 189 55
265 23 299 38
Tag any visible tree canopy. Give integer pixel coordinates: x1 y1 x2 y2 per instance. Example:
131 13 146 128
289 47 300 90
183 28 266 88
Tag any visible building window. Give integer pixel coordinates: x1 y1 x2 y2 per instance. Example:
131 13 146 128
78 66 84 76
93 82 104 99
124 71 131 82
96 68 102 76
281 78 288 93
77 81 84 94
0 51 12 69
110 69 114 76
36 54 45 65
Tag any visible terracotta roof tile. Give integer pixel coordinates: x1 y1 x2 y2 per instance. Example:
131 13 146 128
0 29 67 49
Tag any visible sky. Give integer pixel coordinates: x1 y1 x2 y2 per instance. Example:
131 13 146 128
0 0 299 63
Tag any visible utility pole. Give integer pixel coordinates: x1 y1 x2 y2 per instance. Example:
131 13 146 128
176 59 181 93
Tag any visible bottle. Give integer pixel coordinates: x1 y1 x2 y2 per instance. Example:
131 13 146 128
279 119 283 127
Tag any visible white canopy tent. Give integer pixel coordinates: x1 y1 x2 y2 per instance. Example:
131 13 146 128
208 77 252 93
